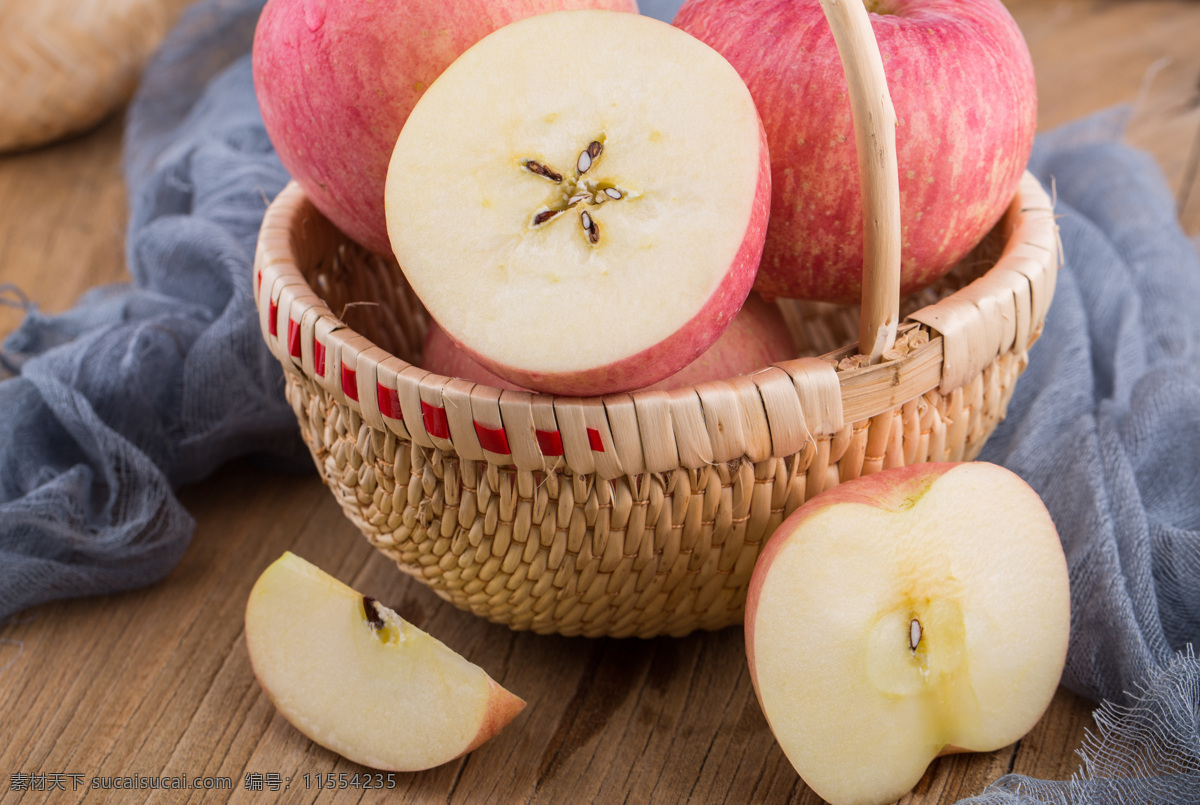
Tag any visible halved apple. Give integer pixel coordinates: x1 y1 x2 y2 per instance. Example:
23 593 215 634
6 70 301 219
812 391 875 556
745 462 1070 805
244 552 525 771
385 9 770 396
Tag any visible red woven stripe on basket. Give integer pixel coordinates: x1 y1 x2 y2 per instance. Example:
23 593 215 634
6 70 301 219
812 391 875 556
341 364 358 401
587 427 605 452
474 421 510 454
268 300 278 336
287 319 301 358
313 339 326 377
377 383 402 420
536 429 564 456
421 401 450 439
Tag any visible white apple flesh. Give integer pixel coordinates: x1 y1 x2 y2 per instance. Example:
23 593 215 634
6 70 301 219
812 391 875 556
244 552 525 772
386 9 771 396
745 462 1070 805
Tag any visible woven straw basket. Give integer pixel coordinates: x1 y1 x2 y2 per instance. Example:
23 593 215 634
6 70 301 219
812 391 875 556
252 3 1059 639
0 0 170 151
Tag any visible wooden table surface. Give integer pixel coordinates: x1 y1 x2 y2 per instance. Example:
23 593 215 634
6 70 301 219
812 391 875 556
2 1 1198 802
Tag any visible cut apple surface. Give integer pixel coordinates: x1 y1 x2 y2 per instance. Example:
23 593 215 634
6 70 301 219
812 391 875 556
745 462 1070 805
386 9 770 396
244 552 525 772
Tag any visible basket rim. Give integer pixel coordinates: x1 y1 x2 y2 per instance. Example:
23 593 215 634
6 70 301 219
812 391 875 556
253 170 1058 479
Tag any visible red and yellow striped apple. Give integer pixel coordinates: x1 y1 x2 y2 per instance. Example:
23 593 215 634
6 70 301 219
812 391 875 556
386 10 770 396
745 462 1070 805
674 0 1037 305
252 0 639 256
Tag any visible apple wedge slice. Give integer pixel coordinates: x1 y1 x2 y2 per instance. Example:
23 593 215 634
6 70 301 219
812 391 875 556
245 552 525 771
385 9 770 396
745 462 1070 805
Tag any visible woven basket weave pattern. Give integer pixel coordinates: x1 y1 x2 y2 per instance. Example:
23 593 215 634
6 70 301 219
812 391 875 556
255 172 1057 638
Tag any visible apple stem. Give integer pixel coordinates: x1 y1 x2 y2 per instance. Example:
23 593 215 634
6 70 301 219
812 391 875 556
818 0 901 364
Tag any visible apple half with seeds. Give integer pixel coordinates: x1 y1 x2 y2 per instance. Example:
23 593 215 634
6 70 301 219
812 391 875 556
745 462 1070 805
244 552 525 771
385 9 771 396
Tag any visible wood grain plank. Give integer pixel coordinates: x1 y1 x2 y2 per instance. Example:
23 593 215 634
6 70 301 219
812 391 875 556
1008 0 1200 234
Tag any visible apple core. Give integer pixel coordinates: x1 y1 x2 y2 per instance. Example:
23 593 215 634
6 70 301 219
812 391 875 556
522 138 636 246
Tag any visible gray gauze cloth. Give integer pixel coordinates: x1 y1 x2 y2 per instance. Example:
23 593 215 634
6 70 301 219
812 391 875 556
2 0 1199 798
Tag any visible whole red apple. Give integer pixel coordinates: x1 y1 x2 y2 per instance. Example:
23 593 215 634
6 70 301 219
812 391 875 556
674 0 1037 305
252 0 639 256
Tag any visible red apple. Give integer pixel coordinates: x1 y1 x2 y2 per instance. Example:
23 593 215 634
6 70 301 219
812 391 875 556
673 0 1037 305
745 462 1070 805
421 292 795 391
386 10 771 396
252 0 639 256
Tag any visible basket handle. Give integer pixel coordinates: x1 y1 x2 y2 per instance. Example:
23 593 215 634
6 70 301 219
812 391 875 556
819 0 901 363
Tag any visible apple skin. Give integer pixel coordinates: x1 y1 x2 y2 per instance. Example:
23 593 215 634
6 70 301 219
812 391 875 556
673 0 1037 304
252 0 639 256
422 291 794 391
745 462 1070 805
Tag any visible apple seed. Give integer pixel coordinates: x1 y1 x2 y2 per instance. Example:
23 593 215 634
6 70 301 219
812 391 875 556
909 617 923 652
532 208 562 226
580 210 599 244
362 596 385 631
576 140 603 174
523 160 563 183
